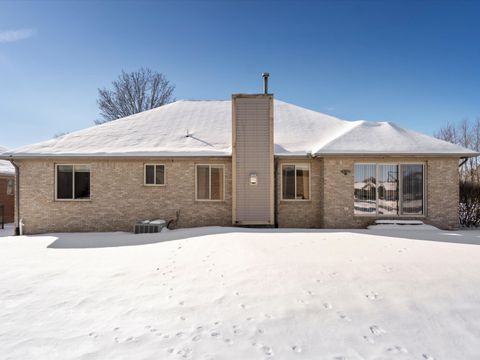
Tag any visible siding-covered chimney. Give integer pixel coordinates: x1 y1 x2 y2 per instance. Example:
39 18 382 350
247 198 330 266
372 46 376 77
232 74 274 225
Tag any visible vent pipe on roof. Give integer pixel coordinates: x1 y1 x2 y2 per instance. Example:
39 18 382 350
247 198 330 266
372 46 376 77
262 72 269 94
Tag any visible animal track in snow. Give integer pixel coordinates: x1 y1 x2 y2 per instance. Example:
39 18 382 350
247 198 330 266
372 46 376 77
192 334 201 342
422 354 435 360
337 312 351 321
365 291 381 301
323 302 333 309
363 335 375 344
291 345 302 353
261 345 274 356
370 325 387 336
387 346 408 354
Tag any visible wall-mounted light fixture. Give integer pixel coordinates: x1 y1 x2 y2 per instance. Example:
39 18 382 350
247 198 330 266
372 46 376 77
249 173 258 185
340 169 351 176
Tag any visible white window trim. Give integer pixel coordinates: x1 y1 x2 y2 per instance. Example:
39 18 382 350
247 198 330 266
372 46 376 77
195 164 225 202
143 164 166 186
280 163 311 201
55 164 91 202
354 162 426 217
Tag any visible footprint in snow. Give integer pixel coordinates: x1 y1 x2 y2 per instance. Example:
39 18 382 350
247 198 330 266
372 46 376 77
365 291 381 301
370 325 387 336
422 355 436 360
337 312 351 321
177 347 193 358
88 332 98 338
224 338 233 345
239 303 246 309
363 335 375 344
387 346 408 354
261 345 274 356
210 331 220 337
291 345 302 353
192 334 201 342
323 302 333 309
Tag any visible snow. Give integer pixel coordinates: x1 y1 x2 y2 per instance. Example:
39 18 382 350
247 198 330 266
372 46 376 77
0 146 15 176
1 100 475 158
1 227 480 359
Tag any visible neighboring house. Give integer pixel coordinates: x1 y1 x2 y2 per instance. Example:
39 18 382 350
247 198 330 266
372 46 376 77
0 146 15 224
0 79 476 234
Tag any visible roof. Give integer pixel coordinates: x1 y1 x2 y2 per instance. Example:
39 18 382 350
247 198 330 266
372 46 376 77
1 99 476 158
0 146 15 176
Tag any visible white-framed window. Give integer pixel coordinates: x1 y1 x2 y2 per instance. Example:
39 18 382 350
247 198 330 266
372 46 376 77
55 164 91 200
195 164 225 201
144 164 165 186
281 164 311 200
6 179 14 196
354 163 425 216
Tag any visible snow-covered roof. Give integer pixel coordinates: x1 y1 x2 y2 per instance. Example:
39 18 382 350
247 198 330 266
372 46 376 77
0 146 15 176
1 100 476 158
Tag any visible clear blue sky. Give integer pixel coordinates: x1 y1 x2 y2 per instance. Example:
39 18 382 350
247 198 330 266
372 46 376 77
0 0 479 149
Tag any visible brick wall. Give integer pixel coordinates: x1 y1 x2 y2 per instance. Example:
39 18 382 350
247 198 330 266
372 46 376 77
17 158 232 234
16 156 460 233
322 157 460 229
0 176 15 223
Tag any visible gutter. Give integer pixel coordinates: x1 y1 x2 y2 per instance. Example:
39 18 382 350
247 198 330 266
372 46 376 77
10 158 20 235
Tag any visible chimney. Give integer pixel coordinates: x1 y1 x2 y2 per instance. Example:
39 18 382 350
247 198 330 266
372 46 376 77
262 72 269 94
231 74 274 226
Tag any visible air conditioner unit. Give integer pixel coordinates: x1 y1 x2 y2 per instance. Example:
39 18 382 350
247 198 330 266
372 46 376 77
134 219 166 234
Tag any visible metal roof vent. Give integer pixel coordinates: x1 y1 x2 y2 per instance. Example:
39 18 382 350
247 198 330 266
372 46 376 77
262 72 269 94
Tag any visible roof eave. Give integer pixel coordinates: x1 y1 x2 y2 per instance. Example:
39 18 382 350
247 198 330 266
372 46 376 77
314 152 480 158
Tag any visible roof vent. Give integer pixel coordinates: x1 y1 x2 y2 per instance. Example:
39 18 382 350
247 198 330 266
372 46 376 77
262 72 269 94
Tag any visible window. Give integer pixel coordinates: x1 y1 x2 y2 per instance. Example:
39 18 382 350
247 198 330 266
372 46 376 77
56 165 90 200
354 164 377 214
354 163 424 216
282 164 310 200
196 164 224 201
144 164 165 185
6 179 14 196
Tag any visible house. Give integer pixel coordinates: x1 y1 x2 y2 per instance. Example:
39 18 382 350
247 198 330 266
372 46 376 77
0 146 15 225
1 76 476 234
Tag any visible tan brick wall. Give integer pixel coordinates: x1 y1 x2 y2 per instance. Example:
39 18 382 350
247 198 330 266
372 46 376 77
276 158 323 228
322 157 460 230
16 156 460 233
17 158 232 234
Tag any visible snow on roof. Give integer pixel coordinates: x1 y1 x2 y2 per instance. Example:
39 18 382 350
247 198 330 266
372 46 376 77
0 146 15 176
1 100 476 158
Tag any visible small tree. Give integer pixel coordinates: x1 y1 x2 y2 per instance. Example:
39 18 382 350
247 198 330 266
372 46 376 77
96 68 175 124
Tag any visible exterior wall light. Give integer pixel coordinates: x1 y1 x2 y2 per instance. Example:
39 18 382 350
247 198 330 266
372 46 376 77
249 173 258 185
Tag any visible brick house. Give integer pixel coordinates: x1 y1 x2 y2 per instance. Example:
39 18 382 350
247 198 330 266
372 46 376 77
1 78 476 234
0 147 15 225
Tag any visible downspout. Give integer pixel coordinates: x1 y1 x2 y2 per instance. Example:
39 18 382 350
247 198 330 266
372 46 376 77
274 157 279 228
10 159 21 235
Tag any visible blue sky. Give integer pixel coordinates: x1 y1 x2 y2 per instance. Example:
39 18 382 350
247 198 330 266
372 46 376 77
0 0 479 149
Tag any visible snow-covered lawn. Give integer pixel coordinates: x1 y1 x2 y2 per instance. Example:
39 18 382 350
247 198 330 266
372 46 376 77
1 227 480 360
